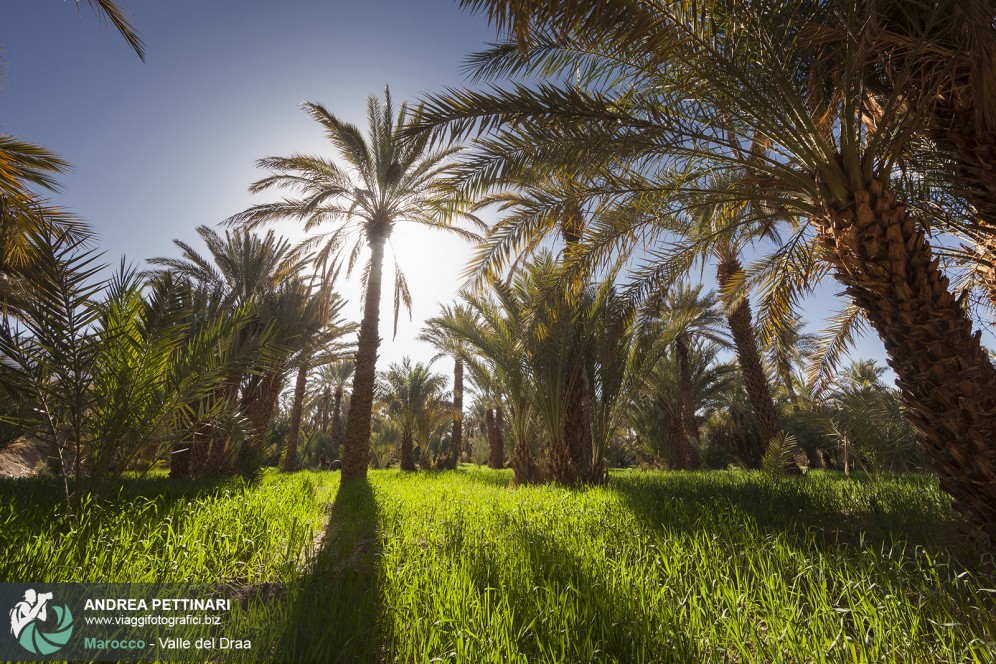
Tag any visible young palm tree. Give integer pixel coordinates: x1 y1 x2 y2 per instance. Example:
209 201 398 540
149 226 306 475
440 284 538 483
227 89 477 481
380 358 449 471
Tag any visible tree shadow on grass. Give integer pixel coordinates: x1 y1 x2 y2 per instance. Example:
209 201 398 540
462 521 699 663
607 470 977 562
270 478 388 663
0 473 238 513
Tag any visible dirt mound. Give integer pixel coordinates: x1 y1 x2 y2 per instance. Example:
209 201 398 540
0 438 49 478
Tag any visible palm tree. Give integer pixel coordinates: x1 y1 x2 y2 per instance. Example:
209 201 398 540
419 304 476 469
380 358 449 471
280 290 354 471
630 343 736 470
0 138 89 310
761 314 818 407
311 360 355 459
420 0 996 531
149 226 306 476
464 356 505 469
645 283 730 469
440 283 537 484
227 89 476 481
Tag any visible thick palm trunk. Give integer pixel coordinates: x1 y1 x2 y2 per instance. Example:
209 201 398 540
281 356 310 471
243 369 284 438
400 429 416 471
717 256 781 467
665 410 689 469
818 180 996 532
486 407 504 469
342 235 386 481
449 358 464 469
564 373 595 483
675 338 702 470
511 435 536 485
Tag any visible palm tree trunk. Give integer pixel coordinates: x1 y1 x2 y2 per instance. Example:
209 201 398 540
564 373 595 483
818 179 996 532
486 407 503 469
342 235 386 481
450 358 464 469
666 408 689 470
400 428 416 471
676 338 702 470
512 435 536 485
717 256 781 467
243 369 284 438
281 355 310 471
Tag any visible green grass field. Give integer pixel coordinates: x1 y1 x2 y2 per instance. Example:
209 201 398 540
2 468 995 662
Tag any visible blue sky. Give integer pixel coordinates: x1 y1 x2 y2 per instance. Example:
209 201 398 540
0 0 894 382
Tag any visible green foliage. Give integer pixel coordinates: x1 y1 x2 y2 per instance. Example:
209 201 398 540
0 229 242 509
760 431 803 483
824 360 925 474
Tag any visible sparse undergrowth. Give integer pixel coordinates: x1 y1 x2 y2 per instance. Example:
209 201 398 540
2 468 994 663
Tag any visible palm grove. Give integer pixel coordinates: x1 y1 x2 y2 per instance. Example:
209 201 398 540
1 0 995 537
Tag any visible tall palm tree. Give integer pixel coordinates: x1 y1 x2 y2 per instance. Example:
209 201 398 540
419 303 476 469
380 358 449 471
227 89 476 481
420 0 996 531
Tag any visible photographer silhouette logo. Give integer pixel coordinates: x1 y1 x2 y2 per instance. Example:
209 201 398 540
9 589 74 655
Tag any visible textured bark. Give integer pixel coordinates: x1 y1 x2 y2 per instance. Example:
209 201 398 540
243 370 284 438
281 357 310 472
169 440 192 478
564 374 595 483
342 235 386 481
486 408 504 469
717 256 782 467
665 411 689 470
400 429 416 471
511 434 537 485
545 436 576 485
449 358 464 469
817 179 996 532
675 338 702 470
